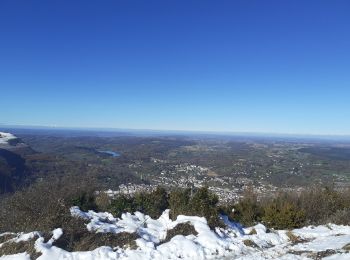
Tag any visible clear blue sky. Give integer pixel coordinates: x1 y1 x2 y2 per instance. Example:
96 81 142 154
1 1 349 135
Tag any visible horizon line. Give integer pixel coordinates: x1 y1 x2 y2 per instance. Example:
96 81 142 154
1 123 350 139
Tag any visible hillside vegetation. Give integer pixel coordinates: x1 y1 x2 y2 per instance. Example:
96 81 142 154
1 175 350 234
1 179 350 259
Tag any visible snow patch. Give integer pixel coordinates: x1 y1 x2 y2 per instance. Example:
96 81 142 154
2 208 350 259
0 132 17 145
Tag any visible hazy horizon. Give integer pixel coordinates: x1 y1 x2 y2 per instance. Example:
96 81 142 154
2 123 350 140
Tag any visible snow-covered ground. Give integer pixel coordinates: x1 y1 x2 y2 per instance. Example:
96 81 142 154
1 208 350 259
0 132 17 145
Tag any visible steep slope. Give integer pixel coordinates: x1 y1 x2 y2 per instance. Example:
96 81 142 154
0 149 27 193
0 132 33 193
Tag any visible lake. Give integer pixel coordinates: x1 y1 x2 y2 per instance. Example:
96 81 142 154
98 150 120 157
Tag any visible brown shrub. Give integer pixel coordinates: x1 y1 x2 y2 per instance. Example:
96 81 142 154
327 209 350 225
95 192 111 212
0 236 41 259
343 243 350 251
299 186 346 225
248 228 257 235
51 217 89 252
0 175 100 233
163 222 198 243
53 216 138 251
73 232 138 251
243 239 259 248
312 249 337 259
0 233 16 244
285 231 305 244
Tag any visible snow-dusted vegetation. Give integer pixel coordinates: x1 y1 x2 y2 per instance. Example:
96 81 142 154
1 174 350 259
1 207 350 259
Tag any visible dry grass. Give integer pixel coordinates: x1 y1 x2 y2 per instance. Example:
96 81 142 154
52 217 138 252
0 234 16 244
95 192 111 211
0 175 99 233
163 222 198 243
285 231 305 244
243 239 259 248
0 236 41 259
206 170 218 177
342 243 350 251
70 232 138 251
248 228 257 235
311 249 337 259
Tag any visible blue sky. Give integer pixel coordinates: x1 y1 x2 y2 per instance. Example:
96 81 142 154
0 1 349 135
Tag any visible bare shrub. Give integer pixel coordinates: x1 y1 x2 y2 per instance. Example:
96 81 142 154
285 231 306 244
95 192 111 212
327 209 350 225
0 175 100 233
73 232 138 251
163 222 198 243
0 236 41 259
243 239 259 248
299 186 347 225
53 215 138 251
0 233 16 244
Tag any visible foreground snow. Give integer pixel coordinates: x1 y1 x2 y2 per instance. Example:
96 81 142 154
1 208 350 259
